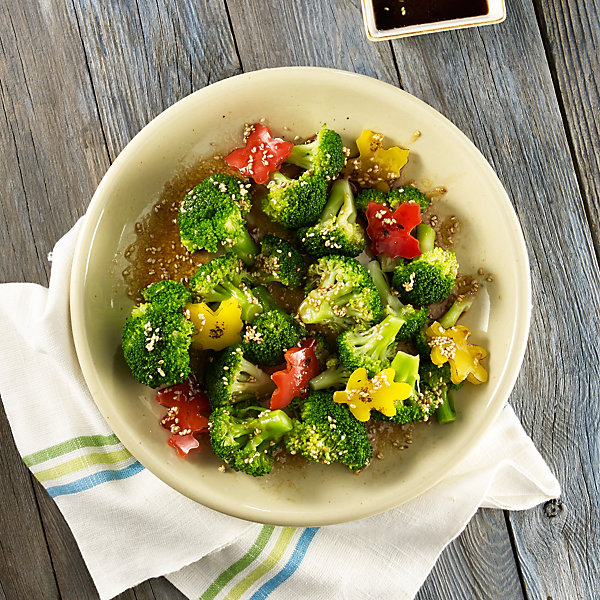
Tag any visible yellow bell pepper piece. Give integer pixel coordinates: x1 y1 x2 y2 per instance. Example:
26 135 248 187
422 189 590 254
333 367 412 422
425 321 488 385
185 298 243 351
355 129 410 191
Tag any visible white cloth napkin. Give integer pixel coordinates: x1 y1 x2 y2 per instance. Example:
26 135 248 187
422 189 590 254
0 220 560 600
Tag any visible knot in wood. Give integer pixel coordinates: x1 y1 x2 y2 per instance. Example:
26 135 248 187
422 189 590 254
543 498 565 519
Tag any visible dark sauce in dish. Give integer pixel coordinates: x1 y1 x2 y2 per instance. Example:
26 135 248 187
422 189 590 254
373 0 489 31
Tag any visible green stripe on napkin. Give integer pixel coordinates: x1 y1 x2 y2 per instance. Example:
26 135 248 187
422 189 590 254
23 433 121 467
200 525 275 600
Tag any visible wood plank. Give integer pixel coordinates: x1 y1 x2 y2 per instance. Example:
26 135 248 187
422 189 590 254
532 0 600 261
387 0 600 597
0 1 109 286
415 509 524 600
225 0 399 85
72 0 242 160
0 403 59 600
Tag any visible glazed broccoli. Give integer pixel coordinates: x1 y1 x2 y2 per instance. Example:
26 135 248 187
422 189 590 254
178 174 258 265
242 309 306 366
209 403 293 476
418 362 462 424
366 260 427 341
309 356 351 391
284 391 372 471
140 279 192 309
297 255 383 331
392 225 458 306
205 344 275 408
297 178 366 258
285 124 345 180
253 234 305 287
190 254 262 322
121 301 194 388
337 314 405 376
355 184 429 212
262 171 327 229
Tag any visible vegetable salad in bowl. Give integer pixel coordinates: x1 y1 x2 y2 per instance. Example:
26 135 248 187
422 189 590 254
120 122 488 477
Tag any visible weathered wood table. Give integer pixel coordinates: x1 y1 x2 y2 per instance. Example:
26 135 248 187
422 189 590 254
1 1 598 598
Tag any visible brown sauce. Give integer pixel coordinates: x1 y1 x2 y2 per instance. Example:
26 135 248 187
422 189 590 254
373 0 489 31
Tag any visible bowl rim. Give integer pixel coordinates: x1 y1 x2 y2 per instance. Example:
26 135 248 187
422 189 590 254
70 66 531 526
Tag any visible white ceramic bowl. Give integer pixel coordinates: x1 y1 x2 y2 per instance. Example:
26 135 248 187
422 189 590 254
70 67 530 526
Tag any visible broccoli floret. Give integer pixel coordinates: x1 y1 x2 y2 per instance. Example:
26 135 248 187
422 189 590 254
209 403 293 476
392 246 458 306
262 171 327 229
306 330 331 367
297 256 383 331
297 178 366 258
190 254 262 322
253 234 305 287
337 314 405 376
241 310 306 366
355 184 429 212
121 302 194 388
286 124 345 180
367 260 428 341
178 174 258 265
140 279 192 309
284 391 372 470
205 344 275 408
309 356 351 391
418 363 462 424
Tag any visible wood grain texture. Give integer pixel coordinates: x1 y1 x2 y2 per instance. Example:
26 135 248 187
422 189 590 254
72 0 242 160
415 509 524 600
0 1 108 286
532 0 600 262
225 0 399 85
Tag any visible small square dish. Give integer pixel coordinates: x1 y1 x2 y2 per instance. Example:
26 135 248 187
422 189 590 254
362 0 506 41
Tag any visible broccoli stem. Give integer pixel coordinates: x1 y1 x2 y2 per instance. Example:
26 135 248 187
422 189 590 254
319 179 355 225
232 358 274 398
221 282 262 322
390 350 420 389
379 255 403 272
416 224 436 254
253 285 279 312
231 229 259 267
367 260 404 314
309 363 350 391
436 390 456 424
270 171 291 186
287 140 316 171
439 296 475 329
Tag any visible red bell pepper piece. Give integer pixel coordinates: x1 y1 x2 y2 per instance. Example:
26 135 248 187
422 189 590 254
156 379 211 457
270 338 321 410
225 124 293 184
365 201 422 259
